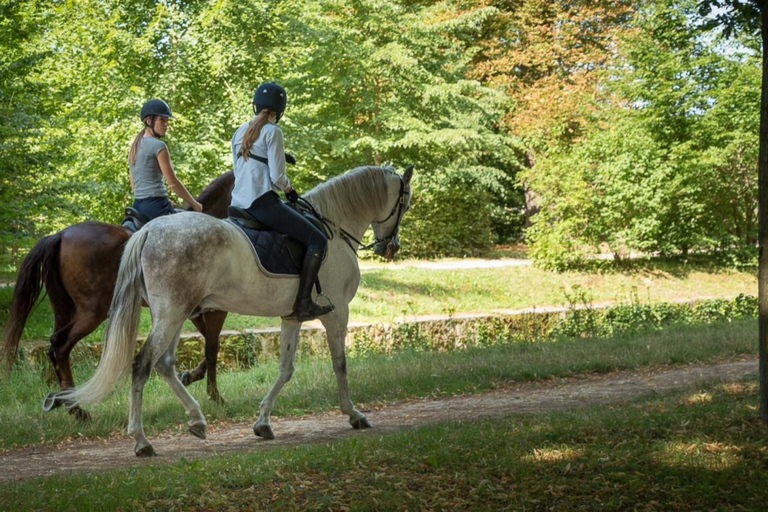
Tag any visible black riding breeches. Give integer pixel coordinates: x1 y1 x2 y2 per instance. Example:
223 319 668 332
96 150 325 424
245 191 327 253
133 196 174 221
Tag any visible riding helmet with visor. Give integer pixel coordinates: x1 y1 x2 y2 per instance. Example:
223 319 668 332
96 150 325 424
140 99 174 137
140 99 174 122
252 82 287 122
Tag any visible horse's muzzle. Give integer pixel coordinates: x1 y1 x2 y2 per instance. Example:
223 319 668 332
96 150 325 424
375 238 400 260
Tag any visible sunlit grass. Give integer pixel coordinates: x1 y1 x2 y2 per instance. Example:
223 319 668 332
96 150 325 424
656 440 744 471
0 318 757 450
0 258 757 344
1 380 765 511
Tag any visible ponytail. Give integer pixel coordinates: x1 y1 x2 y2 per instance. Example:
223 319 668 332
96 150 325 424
240 109 272 161
128 127 147 166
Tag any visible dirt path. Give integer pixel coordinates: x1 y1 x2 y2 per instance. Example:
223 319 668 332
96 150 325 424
0 358 757 484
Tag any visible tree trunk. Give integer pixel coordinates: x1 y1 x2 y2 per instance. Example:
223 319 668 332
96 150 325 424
758 4 768 424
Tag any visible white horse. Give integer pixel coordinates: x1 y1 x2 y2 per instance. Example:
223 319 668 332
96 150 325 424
49 165 413 456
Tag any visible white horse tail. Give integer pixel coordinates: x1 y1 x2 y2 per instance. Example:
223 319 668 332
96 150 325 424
61 228 150 407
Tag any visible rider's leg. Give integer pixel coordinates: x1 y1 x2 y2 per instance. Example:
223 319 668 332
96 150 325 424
246 192 335 321
133 196 174 221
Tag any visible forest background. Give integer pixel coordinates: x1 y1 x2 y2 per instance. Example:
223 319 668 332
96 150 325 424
0 0 761 268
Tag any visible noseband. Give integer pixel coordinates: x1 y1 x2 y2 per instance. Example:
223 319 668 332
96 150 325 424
372 176 408 247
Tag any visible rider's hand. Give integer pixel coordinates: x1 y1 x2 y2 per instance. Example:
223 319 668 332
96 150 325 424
285 188 299 203
193 200 203 212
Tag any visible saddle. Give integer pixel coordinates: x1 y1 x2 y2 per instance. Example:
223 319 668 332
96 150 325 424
121 207 187 233
227 203 328 276
121 207 150 233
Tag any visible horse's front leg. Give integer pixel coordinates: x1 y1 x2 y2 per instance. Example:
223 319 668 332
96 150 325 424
253 319 301 440
322 308 371 430
184 310 227 404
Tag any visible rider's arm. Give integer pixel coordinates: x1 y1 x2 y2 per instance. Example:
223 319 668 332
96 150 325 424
266 127 291 192
129 171 135 192
157 148 203 212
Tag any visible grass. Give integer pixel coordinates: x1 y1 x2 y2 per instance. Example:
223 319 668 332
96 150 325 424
0 317 757 450
1 378 765 510
0 257 757 344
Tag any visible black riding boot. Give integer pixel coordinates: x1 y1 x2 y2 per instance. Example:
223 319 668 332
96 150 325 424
289 248 335 322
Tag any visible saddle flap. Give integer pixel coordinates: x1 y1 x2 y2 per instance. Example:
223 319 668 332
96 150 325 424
227 206 268 231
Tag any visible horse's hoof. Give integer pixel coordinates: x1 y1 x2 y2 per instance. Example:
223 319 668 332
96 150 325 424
135 445 156 457
253 424 275 440
189 424 207 440
42 392 64 412
179 371 192 386
68 406 91 423
350 417 372 430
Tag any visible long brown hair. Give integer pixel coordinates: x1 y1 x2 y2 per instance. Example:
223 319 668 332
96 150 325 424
240 109 272 160
128 127 147 166
128 119 160 166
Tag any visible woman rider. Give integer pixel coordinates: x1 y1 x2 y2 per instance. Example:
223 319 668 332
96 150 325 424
230 82 334 322
128 99 203 220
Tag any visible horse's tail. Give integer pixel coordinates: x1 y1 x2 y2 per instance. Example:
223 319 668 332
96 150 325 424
59 229 150 407
1 233 63 374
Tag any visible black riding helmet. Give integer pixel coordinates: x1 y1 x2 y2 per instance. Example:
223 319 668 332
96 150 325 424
252 82 287 122
140 99 174 121
140 99 174 137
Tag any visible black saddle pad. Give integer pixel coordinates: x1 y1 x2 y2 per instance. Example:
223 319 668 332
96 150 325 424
236 224 305 275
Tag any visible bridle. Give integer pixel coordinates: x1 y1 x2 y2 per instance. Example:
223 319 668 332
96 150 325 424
338 175 410 253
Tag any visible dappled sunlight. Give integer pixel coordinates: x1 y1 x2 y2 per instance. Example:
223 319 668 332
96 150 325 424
523 444 584 463
655 440 743 471
719 382 755 396
681 391 713 406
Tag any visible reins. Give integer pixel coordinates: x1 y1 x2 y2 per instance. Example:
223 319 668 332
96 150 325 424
299 174 408 254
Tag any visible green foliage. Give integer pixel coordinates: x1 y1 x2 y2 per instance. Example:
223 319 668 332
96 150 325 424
7 381 765 511
2 0 761 262
1 0 526 260
524 0 760 269
553 291 758 340
400 169 496 257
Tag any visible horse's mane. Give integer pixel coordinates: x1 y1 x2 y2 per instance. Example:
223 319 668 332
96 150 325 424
304 166 395 223
196 171 234 205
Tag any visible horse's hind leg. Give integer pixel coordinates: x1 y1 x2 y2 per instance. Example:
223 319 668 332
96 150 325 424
323 308 371 430
155 335 207 440
49 308 103 422
181 310 227 403
253 320 301 440
128 317 190 457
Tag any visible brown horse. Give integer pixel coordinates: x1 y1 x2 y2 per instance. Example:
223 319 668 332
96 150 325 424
2 172 235 418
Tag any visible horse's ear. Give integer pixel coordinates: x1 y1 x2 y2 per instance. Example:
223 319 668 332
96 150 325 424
403 165 414 185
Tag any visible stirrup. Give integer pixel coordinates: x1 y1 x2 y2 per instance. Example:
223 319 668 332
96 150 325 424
284 294 335 322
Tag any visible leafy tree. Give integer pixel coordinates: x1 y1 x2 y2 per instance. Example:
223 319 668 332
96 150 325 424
280 0 526 253
0 0 55 258
473 0 634 149
1 0 526 258
523 0 760 268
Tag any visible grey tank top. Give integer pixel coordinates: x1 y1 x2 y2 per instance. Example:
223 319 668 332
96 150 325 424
129 136 168 199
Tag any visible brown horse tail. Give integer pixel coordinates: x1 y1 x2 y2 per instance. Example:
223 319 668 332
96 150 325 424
1 233 62 373
58 228 149 407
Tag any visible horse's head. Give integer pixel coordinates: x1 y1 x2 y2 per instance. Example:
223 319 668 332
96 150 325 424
371 165 414 260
